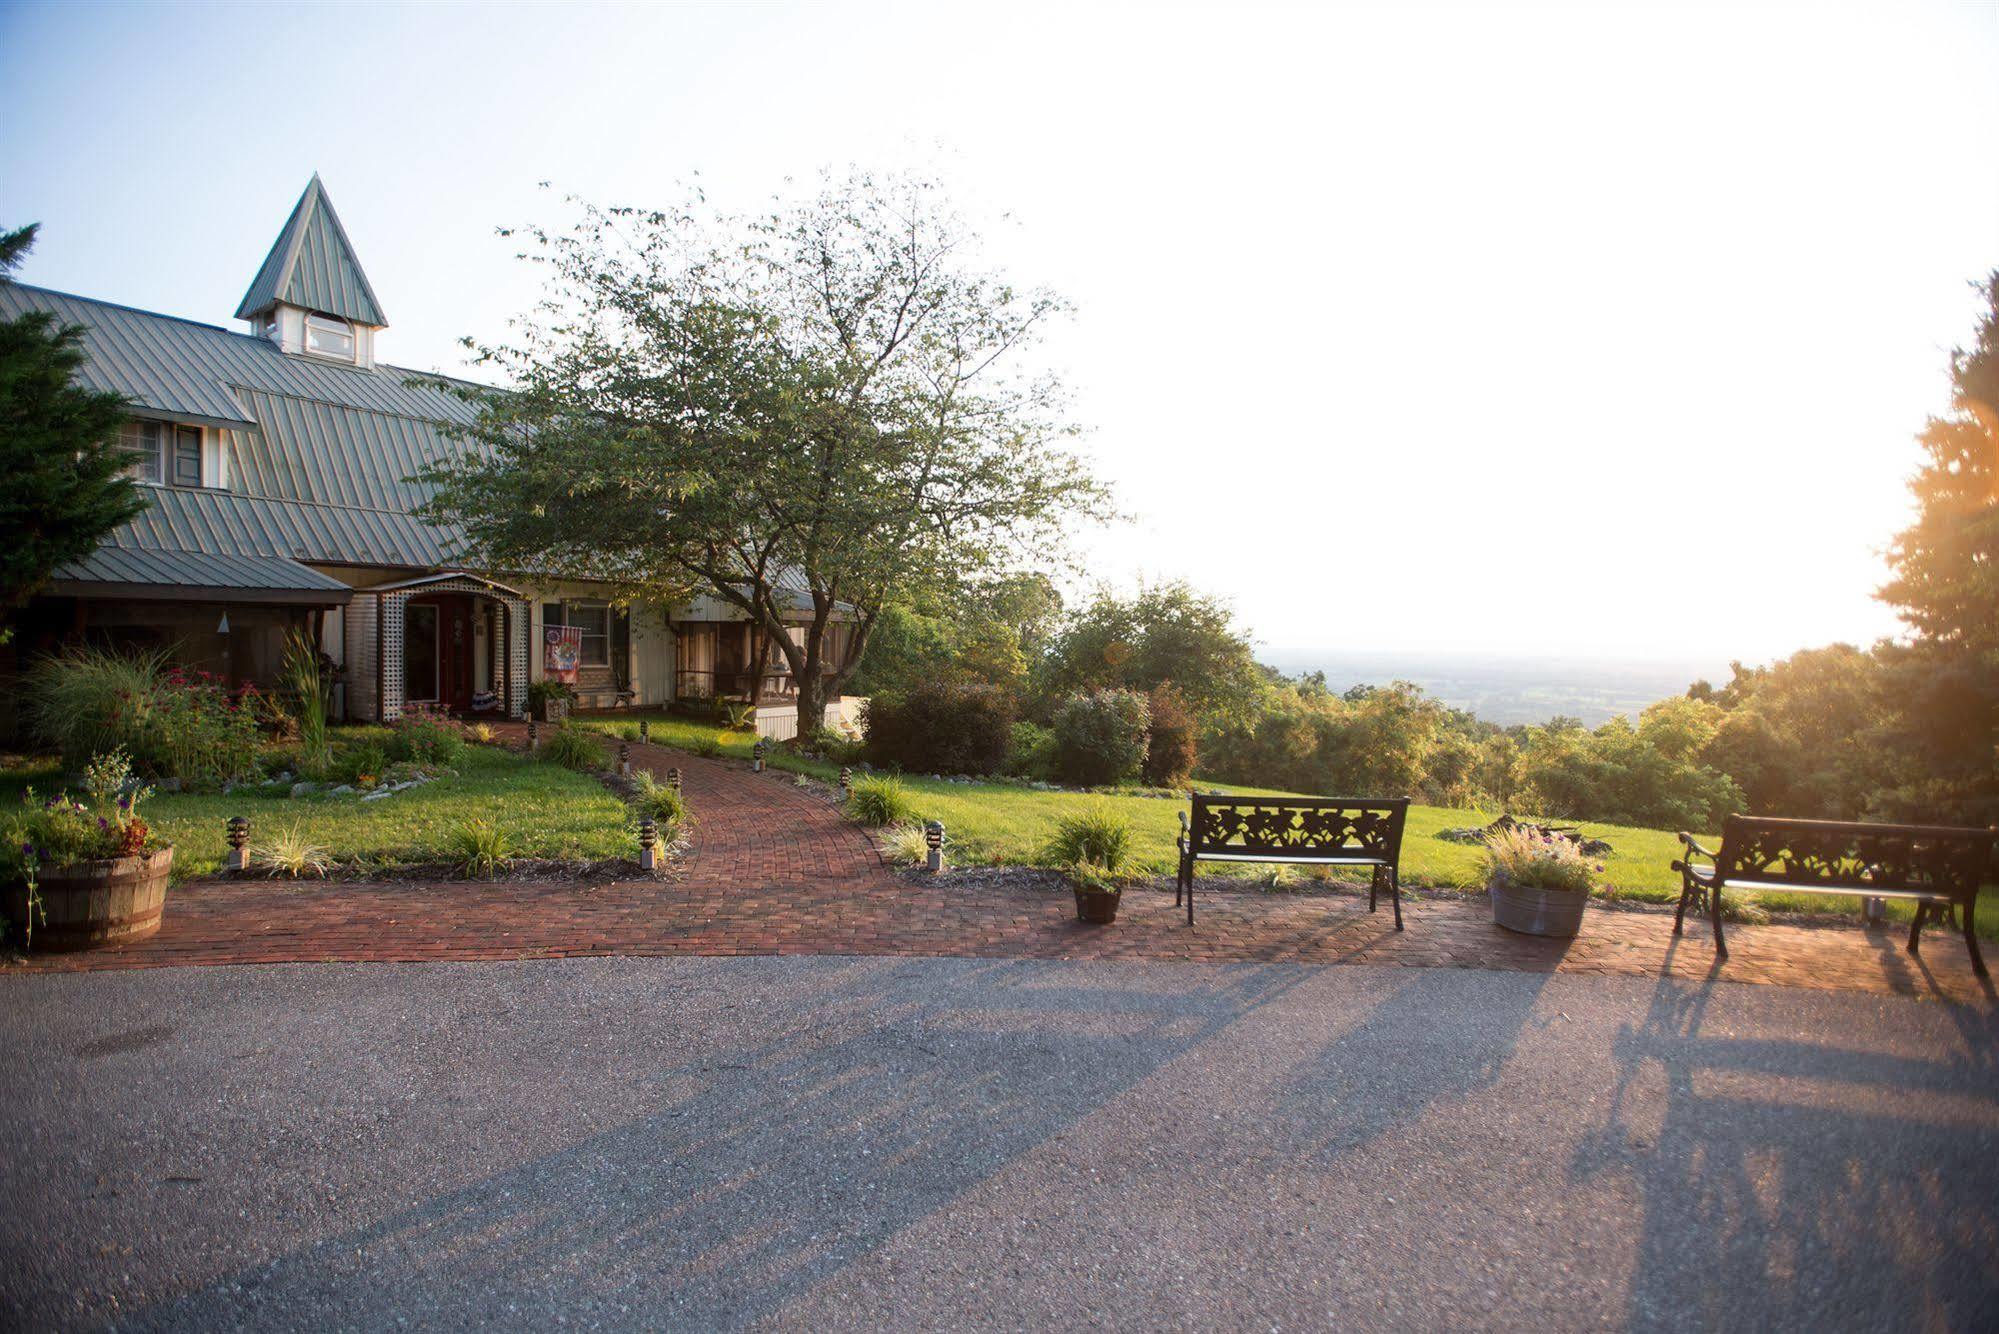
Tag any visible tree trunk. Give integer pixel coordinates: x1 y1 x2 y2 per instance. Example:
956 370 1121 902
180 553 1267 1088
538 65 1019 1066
794 660 826 740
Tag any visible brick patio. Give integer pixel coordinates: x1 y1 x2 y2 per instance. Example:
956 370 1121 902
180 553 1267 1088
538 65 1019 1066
4 739 1992 1005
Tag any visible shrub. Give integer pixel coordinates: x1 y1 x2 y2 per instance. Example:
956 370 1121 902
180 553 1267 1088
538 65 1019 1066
387 704 465 768
540 724 605 772
1050 690 1151 787
25 645 260 787
845 773 917 827
251 824 332 878
279 631 331 780
1142 684 1198 788
466 722 498 746
629 770 690 833
878 821 932 866
450 819 511 877
1481 826 1598 895
1044 802 1135 872
689 733 724 758
1003 721 1057 781
336 740 389 787
800 725 865 765
527 679 575 719
861 682 1017 776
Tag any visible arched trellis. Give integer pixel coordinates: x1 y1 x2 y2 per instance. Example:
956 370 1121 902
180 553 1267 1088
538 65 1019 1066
343 571 529 722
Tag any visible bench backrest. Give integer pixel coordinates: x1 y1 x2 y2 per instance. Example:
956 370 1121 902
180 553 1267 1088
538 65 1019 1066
1716 815 1997 901
1187 794 1410 862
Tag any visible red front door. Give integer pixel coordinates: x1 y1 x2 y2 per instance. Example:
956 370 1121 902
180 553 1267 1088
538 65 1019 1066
405 594 476 712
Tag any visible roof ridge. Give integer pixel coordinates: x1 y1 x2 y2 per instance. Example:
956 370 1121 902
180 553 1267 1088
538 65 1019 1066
5 280 248 339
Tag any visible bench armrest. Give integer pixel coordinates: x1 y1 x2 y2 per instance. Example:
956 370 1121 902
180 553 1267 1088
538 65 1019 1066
1676 831 1717 860
1177 810 1190 857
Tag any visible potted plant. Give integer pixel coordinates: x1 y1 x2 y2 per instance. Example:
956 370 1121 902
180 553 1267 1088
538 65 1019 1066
1 750 173 951
1069 861 1124 925
528 679 575 723
1484 824 1598 938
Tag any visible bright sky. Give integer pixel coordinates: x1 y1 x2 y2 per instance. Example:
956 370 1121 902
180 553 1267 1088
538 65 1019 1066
3 1 1994 667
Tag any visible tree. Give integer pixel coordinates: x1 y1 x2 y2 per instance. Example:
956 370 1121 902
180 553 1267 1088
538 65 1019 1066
0 224 142 629
849 571 1062 698
421 171 1106 732
1035 581 1266 731
1877 272 1999 822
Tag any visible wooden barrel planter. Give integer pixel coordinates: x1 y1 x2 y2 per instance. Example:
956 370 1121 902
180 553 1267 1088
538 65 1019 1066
1488 879 1588 938
2 847 173 952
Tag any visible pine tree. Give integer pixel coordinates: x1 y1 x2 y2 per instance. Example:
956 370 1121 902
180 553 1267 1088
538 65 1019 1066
0 224 142 626
1877 274 1999 822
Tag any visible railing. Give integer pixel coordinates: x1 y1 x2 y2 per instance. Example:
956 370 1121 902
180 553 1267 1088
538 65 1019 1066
675 669 801 702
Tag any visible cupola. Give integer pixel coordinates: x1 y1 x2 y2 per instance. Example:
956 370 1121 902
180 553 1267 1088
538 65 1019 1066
236 174 386 367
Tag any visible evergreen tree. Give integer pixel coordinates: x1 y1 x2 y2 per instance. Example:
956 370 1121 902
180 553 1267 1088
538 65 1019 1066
0 224 141 626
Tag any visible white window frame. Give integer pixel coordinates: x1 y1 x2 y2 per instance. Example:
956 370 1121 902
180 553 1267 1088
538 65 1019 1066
547 601 612 668
120 421 164 485
304 312 356 362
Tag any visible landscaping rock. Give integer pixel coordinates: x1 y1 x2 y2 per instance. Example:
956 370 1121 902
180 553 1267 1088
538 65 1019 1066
328 785 356 797
290 781 320 798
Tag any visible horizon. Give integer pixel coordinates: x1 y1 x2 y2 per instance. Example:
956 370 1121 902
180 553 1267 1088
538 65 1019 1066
2 0 1994 667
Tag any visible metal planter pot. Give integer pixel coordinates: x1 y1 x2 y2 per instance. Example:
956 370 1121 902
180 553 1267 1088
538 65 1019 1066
1073 888 1122 925
3 846 174 951
1489 879 1588 938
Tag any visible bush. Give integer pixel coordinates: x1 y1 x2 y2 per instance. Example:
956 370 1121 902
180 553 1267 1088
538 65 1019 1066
1044 802 1135 873
846 773 917 826
878 821 932 866
450 819 511 876
251 824 332 878
1142 684 1198 788
801 725 864 765
279 631 331 780
387 704 465 768
336 740 389 786
628 770 689 833
1481 826 1598 895
862 682 1016 776
540 723 605 772
1003 721 1057 781
1050 690 1150 787
25 645 261 788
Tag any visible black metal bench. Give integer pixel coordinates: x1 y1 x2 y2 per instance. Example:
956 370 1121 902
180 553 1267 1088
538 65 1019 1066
1672 815 1993 974
1177 794 1410 928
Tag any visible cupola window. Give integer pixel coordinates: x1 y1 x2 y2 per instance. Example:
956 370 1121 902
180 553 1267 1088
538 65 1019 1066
304 312 356 360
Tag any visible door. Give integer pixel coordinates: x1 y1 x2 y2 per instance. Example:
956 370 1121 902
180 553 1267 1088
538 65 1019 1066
406 595 476 712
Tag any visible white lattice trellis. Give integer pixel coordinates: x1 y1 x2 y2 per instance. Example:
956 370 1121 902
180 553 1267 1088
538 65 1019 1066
365 576 530 722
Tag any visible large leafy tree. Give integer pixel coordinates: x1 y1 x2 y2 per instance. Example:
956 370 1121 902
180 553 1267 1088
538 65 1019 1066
1034 581 1268 731
421 171 1106 729
0 224 141 630
1877 273 1999 822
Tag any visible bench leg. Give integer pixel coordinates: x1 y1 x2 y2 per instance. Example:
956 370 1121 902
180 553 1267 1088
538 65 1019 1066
1672 875 1692 936
1965 898 1987 977
1709 883 1728 959
1389 868 1404 932
1369 865 1380 913
1908 903 1926 955
1186 865 1195 926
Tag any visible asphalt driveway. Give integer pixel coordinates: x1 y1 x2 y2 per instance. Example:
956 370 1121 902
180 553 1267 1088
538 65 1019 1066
2 957 1994 1331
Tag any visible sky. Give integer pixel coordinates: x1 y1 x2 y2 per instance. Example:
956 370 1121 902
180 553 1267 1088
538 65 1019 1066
2 0 1994 670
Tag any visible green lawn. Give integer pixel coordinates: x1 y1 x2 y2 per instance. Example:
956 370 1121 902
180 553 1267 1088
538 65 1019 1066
581 710 1999 939
1 730 632 881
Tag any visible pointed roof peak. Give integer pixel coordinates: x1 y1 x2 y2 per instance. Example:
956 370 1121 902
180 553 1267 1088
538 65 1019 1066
235 175 386 327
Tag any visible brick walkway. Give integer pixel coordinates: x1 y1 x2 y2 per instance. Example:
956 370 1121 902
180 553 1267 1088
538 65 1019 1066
4 740 1992 1005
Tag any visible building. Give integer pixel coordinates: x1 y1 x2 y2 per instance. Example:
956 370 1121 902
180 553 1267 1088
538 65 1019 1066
3 176 854 733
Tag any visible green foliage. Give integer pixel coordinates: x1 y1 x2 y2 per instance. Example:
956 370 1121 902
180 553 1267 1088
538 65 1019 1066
336 740 389 786
845 773 917 827
628 769 689 833
1141 683 1198 788
1205 680 1442 799
877 821 933 866
1043 802 1134 873
540 723 606 772
1050 689 1151 787
1482 826 1599 894
850 574 1064 699
689 733 724 758
0 224 146 621
798 725 864 765
250 823 332 878
1065 859 1125 894
1003 721 1057 781
1036 582 1266 733
449 818 511 877
1517 714 1742 830
26 646 261 788
862 682 1016 776
527 680 575 718
387 705 466 768
280 630 331 780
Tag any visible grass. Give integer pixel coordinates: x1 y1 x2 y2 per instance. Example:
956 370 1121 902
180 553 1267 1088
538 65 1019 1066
0 728 630 881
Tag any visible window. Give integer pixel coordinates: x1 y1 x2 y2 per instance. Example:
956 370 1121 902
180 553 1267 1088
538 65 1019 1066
170 425 203 487
544 601 612 667
119 421 163 485
304 313 355 360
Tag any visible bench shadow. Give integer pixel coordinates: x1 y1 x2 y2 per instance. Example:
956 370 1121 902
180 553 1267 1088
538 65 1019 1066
1574 967 1999 1330
117 957 1320 1330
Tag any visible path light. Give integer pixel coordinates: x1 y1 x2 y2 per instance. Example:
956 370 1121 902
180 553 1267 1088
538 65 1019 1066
925 820 945 874
668 767 682 794
753 738 767 773
639 719 650 744
840 766 853 797
226 816 250 874
639 817 659 872
528 719 540 751
618 739 631 778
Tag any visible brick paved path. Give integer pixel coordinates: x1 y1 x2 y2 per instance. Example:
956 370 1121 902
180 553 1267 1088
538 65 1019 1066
5 740 1992 1004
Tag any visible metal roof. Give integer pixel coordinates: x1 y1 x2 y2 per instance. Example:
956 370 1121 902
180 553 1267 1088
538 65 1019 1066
48 547 353 605
234 175 388 326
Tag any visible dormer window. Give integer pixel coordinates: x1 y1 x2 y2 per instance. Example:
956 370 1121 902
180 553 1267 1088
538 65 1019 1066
304 313 356 361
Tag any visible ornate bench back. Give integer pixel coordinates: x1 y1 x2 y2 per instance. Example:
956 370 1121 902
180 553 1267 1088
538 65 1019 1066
1188 795 1410 862
1716 815 1997 901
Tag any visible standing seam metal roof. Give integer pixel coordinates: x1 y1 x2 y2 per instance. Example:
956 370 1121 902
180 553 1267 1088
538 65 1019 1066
233 175 388 326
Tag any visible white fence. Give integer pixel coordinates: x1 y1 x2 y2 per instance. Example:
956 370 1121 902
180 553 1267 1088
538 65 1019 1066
752 696 863 742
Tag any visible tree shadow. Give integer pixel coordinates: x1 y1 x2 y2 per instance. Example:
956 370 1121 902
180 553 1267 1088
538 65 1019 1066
119 958 1319 1330
1575 963 1999 1330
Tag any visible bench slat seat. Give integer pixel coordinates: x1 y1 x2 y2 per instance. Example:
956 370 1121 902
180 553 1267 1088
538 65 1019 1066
1178 795 1410 930
1672 815 1992 974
